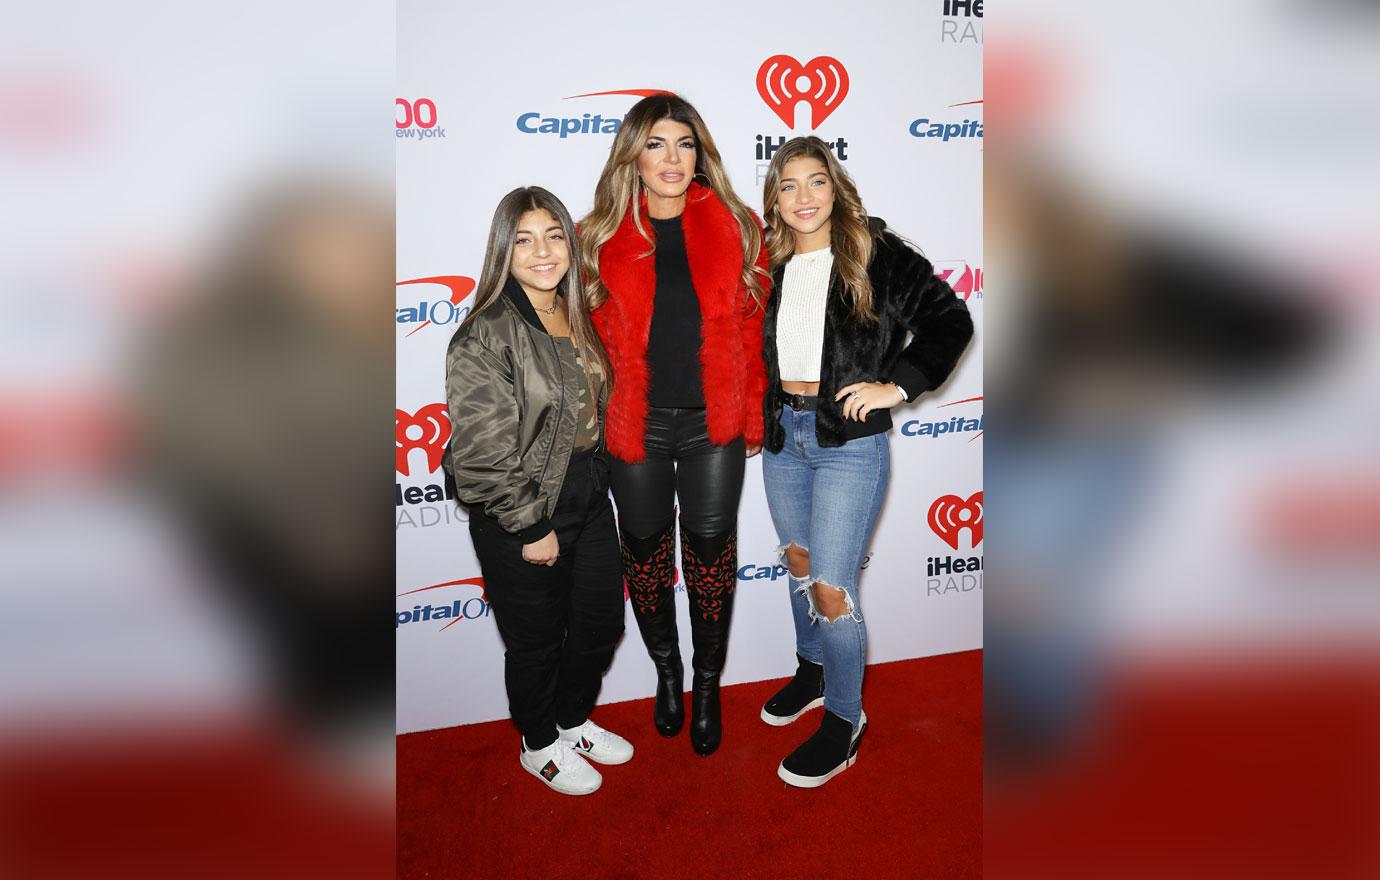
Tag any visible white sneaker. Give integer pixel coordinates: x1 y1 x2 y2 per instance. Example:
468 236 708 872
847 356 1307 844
558 718 635 765
519 736 602 795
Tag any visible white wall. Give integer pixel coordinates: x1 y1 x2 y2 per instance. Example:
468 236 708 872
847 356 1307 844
397 0 984 734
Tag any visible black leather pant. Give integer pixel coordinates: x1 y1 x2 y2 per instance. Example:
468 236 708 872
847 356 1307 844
612 408 743 751
609 407 745 539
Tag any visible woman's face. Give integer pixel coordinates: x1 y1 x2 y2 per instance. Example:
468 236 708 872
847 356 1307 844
635 118 697 203
509 208 569 295
775 156 835 239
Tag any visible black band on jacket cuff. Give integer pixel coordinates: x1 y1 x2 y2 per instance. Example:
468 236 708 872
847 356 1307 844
887 360 930 398
514 517 554 544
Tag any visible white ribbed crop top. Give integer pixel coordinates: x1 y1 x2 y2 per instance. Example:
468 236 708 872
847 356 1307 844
775 247 833 382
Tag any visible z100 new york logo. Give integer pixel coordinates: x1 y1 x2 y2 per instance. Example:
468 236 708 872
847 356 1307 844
926 491 983 595
934 260 983 301
754 54 852 184
397 98 446 139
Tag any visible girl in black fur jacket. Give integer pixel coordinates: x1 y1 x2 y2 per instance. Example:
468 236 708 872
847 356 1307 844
756 136 973 788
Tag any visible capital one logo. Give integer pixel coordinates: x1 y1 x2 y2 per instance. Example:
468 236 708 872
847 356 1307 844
396 275 476 337
396 404 451 476
516 88 666 138
935 261 984 301
928 491 983 550
756 55 850 129
396 576 488 631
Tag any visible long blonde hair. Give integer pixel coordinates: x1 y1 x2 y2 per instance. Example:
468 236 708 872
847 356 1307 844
580 93 767 312
762 136 876 321
461 186 610 389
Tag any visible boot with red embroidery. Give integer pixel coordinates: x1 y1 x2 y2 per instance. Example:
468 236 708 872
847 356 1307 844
680 525 737 756
620 517 684 737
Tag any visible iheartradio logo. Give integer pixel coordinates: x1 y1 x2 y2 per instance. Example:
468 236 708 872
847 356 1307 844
928 492 984 550
396 404 451 476
756 55 850 129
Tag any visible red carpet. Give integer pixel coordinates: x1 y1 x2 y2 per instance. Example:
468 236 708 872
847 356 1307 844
397 650 982 879
985 653 1380 877
0 724 394 878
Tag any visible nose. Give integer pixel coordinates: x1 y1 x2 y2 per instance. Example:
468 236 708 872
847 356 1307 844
533 237 551 257
666 144 681 165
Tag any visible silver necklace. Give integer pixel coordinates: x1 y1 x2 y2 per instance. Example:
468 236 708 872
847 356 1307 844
532 296 559 316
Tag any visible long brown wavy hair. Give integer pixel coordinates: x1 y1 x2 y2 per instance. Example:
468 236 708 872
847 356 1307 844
762 136 876 321
580 93 768 312
462 186 610 389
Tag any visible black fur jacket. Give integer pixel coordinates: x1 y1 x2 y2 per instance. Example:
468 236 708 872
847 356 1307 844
763 219 974 451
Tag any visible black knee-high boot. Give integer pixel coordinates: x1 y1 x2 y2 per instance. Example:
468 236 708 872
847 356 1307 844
680 525 737 756
620 517 684 736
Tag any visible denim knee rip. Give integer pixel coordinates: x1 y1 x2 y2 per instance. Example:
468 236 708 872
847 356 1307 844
800 578 862 625
776 542 861 624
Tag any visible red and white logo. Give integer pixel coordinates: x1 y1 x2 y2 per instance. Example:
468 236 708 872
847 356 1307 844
935 261 983 301
756 55 850 129
397 98 447 139
396 97 438 129
396 404 451 476
928 492 984 550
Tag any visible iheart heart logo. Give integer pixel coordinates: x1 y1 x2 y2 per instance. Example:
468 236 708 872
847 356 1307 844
928 492 984 550
395 404 451 476
756 55 850 129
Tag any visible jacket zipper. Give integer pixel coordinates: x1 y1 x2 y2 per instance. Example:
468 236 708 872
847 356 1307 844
534 334 567 514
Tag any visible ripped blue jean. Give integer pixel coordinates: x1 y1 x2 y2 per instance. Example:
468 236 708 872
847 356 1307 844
761 405 889 728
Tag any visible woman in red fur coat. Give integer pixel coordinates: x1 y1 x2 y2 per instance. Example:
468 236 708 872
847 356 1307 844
580 93 770 756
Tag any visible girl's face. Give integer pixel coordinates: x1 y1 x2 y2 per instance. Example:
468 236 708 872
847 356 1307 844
635 118 697 203
509 208 568 294
775 156 835 240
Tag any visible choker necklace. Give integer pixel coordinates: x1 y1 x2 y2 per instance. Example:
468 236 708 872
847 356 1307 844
532 296 559 316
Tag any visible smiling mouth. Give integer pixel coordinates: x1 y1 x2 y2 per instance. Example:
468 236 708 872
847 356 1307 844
529 263 558 272
795 208 819 218
659 171 684 181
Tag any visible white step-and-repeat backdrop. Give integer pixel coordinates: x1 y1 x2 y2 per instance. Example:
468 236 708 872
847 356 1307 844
397 0 983 734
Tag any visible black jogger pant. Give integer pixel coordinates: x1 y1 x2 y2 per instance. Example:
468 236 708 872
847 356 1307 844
467 448 625 749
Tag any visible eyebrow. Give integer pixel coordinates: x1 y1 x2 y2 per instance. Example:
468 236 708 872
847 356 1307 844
780 172 830 184
516 225 564 236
